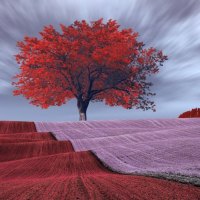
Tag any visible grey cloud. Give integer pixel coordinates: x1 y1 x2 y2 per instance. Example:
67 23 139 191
0 0 200 121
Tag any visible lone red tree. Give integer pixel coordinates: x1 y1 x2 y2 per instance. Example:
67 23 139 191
13 19 167 121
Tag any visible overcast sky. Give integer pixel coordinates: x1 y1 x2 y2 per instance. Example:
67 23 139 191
0 0 200 122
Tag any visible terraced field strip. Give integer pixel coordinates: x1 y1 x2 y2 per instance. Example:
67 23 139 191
0 121 36 134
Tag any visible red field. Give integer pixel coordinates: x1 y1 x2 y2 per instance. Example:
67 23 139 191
0 121 200 200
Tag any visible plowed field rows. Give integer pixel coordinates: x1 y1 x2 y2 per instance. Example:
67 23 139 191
0 121 200 199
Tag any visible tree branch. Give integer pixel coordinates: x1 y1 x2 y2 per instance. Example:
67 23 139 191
89 76 129 97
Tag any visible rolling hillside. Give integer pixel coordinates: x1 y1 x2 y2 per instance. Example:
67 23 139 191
36 118 200 185
0 120 200 199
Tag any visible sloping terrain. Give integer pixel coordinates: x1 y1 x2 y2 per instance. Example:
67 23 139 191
0 121 36 134
35 118 200 185
0 140 74 162
0 120 200 199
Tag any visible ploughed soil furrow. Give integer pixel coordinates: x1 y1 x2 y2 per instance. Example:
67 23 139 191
0 147 200 200
0 121 36 134
0 132 55 140
0 138 52 143
0 140 74 162
1 176 200 200
0 151 111 179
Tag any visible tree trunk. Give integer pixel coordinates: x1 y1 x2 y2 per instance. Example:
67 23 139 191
77 99 89 121
79 111 87 121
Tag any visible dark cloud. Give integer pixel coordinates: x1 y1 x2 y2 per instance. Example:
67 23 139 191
0 0 200 121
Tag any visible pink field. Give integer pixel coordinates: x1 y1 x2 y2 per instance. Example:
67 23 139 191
35 118 200 185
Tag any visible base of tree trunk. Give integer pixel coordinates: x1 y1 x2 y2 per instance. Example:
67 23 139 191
79 112 87 121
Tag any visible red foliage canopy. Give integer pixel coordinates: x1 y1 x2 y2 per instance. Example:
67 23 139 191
179 108 200 118
13 19 167 120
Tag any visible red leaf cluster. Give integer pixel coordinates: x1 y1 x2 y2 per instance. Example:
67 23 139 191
13 18 167 112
